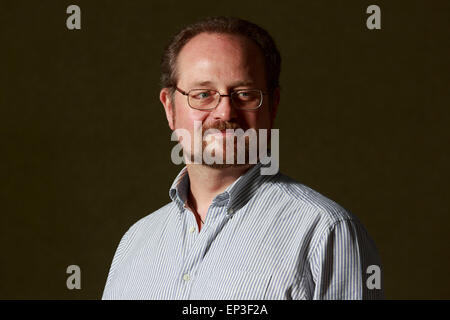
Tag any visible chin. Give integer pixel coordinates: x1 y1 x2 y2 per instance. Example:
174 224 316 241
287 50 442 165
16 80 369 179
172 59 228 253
203 162 250 169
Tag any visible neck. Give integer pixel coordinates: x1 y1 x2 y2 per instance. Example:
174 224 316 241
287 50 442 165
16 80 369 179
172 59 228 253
186 164 253 221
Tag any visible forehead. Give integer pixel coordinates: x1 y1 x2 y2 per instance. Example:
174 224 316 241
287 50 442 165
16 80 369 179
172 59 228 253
176 32 266 88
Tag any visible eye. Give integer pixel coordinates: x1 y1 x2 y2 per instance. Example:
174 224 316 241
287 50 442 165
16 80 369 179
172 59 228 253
235 90 258 101
191 90 213 100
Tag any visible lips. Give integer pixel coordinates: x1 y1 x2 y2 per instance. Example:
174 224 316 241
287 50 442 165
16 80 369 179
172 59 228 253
206 131 233 138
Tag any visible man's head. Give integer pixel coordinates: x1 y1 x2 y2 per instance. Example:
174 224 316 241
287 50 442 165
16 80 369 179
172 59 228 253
159 16 281 167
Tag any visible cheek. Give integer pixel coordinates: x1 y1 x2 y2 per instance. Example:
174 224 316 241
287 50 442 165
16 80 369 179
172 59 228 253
173 111 207 152
174 104 209 132
240 109 271 130
256 106 273 128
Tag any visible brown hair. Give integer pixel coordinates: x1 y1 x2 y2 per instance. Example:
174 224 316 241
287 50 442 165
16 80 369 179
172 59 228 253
160 16 281 99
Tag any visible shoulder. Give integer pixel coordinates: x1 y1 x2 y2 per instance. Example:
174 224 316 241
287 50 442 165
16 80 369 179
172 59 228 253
262 172 380 264
263 172 360 229
121 202 177 240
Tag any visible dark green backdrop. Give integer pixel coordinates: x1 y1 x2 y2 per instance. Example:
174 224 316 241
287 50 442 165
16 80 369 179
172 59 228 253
1 0 449 299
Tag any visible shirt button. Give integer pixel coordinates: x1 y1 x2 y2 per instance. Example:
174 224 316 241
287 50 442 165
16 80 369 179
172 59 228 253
228 208 234 214
183 274 190 281
189 226 196 233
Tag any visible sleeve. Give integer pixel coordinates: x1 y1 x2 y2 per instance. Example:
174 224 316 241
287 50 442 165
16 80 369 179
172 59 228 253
308 218 384 300
101 227 133 300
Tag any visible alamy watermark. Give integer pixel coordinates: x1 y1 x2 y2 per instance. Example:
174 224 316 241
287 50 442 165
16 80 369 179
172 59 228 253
66 265 81 290
366 265 381 290
170 121 279 175
65 5 380 31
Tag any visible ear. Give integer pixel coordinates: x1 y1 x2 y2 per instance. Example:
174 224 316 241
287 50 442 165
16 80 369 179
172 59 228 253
160 88 175 130
269 87 280 128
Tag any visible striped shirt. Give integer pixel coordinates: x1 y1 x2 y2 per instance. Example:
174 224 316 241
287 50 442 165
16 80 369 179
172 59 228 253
102 163 384 300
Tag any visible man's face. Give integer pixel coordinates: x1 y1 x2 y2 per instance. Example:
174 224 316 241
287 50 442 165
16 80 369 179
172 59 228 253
161 32 279 166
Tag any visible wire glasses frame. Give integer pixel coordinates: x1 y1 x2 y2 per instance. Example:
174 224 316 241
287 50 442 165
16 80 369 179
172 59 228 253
175 86 267 110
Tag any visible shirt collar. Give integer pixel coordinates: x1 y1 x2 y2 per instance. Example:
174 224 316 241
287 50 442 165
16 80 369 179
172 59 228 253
169 166 189 206
169 162 276 215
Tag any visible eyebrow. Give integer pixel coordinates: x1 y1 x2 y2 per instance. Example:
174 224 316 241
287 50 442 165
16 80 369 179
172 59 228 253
190 80 255 88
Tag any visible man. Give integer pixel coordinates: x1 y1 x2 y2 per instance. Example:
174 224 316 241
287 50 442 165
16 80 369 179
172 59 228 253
102 16 384 300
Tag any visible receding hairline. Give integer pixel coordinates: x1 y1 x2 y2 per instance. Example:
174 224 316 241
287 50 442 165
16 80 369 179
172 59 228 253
172 31 267 88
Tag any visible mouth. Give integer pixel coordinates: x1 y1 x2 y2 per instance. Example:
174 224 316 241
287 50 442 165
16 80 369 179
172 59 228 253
220 130 235 135
207 129 236 137
203 130 236 145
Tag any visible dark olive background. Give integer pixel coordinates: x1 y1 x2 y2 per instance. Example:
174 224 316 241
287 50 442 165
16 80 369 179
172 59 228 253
1 0 449 299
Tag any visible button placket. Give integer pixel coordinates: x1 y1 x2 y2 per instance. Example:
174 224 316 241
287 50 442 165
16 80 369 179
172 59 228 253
180 205 235 299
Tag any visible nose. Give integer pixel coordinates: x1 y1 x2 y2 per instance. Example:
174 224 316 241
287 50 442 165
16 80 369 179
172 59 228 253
211 94 238 121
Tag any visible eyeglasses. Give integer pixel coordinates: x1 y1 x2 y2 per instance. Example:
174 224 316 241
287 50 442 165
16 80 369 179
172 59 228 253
175 87 267 110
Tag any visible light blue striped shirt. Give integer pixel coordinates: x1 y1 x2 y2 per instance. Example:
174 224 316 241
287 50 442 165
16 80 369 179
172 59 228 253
102 163 384 300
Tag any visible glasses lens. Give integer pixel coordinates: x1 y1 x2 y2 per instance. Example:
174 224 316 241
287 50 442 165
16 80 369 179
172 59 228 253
232 90 262 109
188 89 219 109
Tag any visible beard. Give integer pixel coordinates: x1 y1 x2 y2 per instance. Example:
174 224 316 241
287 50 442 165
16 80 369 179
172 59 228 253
200 135 251 169
186 120 257 169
